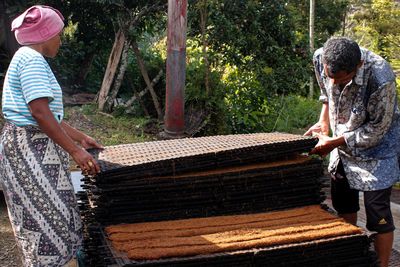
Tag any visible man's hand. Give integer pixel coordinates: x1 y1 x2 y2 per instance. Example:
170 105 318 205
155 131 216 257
304 122 330 136
310 133 345 157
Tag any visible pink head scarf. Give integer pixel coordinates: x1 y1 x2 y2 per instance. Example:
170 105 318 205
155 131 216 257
11 5 64 45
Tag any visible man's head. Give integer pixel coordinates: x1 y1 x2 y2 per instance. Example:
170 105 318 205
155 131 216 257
322 37 362 86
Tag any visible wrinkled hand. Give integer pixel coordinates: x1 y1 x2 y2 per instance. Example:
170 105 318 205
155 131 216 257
309 132 337 157
71 148 100 176
304 122 329 136
80 136 104 150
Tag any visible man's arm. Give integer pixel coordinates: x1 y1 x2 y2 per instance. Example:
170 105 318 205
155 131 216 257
307 103 342 157
305 49 330 137
310 133 345 157
304 102 330 136
343 82 397 151
311 81 397 157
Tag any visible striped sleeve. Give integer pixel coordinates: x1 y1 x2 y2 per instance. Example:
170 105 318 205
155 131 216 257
19 57 54 104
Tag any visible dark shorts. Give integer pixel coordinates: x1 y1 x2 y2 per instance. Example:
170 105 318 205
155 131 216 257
331 161 395 234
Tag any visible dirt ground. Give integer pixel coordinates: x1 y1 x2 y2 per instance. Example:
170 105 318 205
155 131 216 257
2 189 400 267
0 192 22 267
1 102 400 266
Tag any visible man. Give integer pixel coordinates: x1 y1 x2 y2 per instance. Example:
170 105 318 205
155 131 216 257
305 36 400 267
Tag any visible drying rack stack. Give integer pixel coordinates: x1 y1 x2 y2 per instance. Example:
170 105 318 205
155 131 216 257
77 133 377 266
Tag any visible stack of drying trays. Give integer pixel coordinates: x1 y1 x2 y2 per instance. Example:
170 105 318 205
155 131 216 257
77 132 377 267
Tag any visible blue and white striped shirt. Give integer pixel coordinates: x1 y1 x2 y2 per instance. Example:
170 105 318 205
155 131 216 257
2 46 63 126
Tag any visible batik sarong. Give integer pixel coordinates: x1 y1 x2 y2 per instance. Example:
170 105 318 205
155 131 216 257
0 122 82 267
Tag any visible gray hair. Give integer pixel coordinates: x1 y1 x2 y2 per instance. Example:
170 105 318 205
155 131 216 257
322 37 361 75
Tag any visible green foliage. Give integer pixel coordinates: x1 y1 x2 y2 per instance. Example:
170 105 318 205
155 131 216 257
348 0 400 61
182 0 348 135
269 95 321 134
184 39 230 135
223 65 264 133
40 0 166 94
188 0 301 95
287 0 349 47
187 0 348 100
346 0 400 101
223 63 321 134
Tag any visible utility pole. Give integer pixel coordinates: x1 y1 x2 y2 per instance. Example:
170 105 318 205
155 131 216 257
162 0 187 138
309 0 315 98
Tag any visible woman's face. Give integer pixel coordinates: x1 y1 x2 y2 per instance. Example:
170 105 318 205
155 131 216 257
42 33 62 58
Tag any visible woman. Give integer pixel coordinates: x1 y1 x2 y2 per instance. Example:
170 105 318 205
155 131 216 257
0 5 102 267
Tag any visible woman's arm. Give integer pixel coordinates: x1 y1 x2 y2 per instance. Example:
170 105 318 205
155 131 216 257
29 98 100 175
61 121 103 150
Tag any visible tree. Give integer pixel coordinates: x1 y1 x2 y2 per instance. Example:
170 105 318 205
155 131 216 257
347 0 400 61
286 0 349 49
96 1 166 113
41 0 115 91
309 0 315 98
0 0 28 81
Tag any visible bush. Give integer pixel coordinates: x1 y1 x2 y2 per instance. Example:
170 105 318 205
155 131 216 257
270 95 321 134
225 86 321 134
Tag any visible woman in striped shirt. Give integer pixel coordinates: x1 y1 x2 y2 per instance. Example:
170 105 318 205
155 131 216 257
0 5 102 267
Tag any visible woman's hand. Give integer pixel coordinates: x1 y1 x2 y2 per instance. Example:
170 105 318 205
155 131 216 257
71 148 100 176
59 122 103 175
74 135 102 175
77 135 103 175
80 135 103 150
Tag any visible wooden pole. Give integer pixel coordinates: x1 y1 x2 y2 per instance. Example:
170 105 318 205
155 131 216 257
163 0 187 137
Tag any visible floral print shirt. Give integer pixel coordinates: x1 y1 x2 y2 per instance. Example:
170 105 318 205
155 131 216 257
313 47 400 191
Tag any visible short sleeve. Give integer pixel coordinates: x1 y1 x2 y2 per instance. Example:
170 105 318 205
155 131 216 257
19 57 54 104
313 48 328 103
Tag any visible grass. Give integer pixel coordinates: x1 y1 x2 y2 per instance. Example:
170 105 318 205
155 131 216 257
64 104 157 146
270 95 321 134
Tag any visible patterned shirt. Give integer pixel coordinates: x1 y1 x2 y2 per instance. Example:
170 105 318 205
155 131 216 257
2 46 64 126
313 47 400 191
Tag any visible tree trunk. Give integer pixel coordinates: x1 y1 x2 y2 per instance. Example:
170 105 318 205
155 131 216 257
97 29 126 111
131 40 162 120
106 39 130 112
126 73 150 116
199 0 210 95
309 0 315 99
342 5 347 36
125 69 163 112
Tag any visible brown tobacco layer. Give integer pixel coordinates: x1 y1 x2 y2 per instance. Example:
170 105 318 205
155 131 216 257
106 205 362 260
